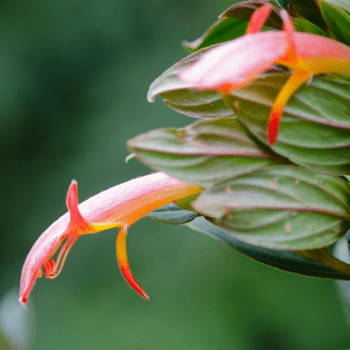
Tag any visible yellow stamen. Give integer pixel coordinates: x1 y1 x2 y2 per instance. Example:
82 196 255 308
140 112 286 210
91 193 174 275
268 69 312 145
116 226 149 299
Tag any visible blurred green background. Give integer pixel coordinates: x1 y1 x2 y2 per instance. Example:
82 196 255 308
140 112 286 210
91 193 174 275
1 0 350 349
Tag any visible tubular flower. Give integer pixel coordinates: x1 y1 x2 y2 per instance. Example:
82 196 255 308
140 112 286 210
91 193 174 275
180 4 350 144
19 172 202 304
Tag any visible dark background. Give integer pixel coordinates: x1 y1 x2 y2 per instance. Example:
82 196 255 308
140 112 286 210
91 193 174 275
1 0 350 349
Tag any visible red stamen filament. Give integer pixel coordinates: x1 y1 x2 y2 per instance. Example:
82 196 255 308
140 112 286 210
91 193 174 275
44 235 79 279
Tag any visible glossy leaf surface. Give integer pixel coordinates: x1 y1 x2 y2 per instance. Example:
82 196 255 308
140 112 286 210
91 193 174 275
293 18 329 36
221 0 283 29
147 46 234 119
319 1 350 46
224 74 350 175
146 203 198 225
193 165 350 250
322 0 350 12
187 216 350 280
183 17 247 53
128 118 284 188
288 0 328 31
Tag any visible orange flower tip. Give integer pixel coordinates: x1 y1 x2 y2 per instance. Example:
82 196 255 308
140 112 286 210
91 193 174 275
20 296 27 304
218 83 234 94
268 110 281 145
246 4 272 34
116 226 150 299
120 265 150 300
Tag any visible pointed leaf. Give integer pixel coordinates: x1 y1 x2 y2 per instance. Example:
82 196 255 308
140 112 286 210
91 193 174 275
224 74 350 176
183 17 248 53
293 17 329 36
319 1 350 46
193 165 350 250
147 46 234 119
288 0 328 31
275 0 289 10
148 45 283 120
322 0 350 13
186 216 350 280
221 0 283 29
146 203 198 224
128 117 285 188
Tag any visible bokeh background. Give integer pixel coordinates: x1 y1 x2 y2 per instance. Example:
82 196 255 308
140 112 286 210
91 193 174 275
1 0 350 349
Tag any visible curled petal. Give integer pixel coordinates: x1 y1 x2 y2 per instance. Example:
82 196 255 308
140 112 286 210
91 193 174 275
246 4 272 34
66 180 92 232
180 31 287 91
19 172 201 304
117 226 149 299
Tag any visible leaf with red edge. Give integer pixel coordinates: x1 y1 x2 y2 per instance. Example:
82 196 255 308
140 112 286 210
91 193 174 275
187 216 350 280
193 165 350 250
293 17 329 36
224 74 350 176
147 44 282 119
147 46 234 119
221 0 283 29
288 0 328 32
319 1 350 46
128 117 286 188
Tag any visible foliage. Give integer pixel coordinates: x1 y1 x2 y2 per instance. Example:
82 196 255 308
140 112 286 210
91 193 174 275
137 0 350 281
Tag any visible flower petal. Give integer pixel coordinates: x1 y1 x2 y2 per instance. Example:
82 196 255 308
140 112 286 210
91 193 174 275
20 172 202 304
180 31 287 91
246 4 272 34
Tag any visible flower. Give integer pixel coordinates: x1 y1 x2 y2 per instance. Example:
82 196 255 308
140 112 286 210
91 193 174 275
180 5 350 144
19 172 202 304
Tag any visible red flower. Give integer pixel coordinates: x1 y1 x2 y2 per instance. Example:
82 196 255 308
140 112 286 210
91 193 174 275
180 5 350 144
19 173 201 304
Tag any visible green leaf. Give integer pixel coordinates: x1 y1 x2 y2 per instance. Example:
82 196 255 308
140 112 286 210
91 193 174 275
183 17 248 53
128 117 285 188
275 0 289 10
193 165 350 250
294 246 350 277
147 46 234 119
221 0 283 29
322 0 350 13
224 74 350 176
147 43 283 120
288 0 328 31
186 216 350 279
319 1 350 46
146 203 198 224
334 236 350 327
293 17 329 36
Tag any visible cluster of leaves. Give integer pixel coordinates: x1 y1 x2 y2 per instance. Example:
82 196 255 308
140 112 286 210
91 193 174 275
130 0 350 280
